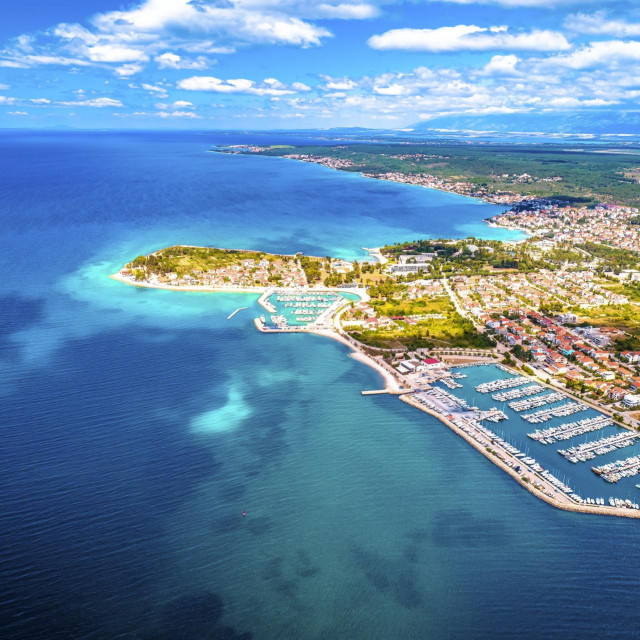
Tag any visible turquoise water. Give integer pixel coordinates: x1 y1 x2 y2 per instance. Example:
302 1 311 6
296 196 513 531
436 365 640 502
1 131 639 640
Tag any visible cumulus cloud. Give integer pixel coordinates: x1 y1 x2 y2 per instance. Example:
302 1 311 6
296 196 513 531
321 76 357 90
538 40 640 70
0 0 387 73
157 110 201 118
172 100 194 108
86 44 148 63
57 97 123 107
155 52 209 69
482 54 520 74
565 12 640 37
368 25 571 52
314 3 379 19
142 82 168 96
114 63 145 76
177 75 300 96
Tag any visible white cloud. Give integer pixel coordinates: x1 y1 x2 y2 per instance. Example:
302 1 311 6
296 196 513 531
93 0 332 48
30 98 52 104
142 82 168 96
86 44 148 63
539 40 640 70
178 75 299 96
0 83 9 90
321 76 357 90
292 81 312 91
315 3 379 19
565 12 640 37
155 52 209 69
114 63 144 76
368 25 571 52
57 97 124 107
8 110 28 115
172 100 194 108
482 54 520 75
157 110 201 118
0 96 16 104
373 83 408 95
0 54 91 68
420 0 603 6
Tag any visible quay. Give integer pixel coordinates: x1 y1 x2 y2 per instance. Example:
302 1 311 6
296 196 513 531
361 389 413 396
227 306 248 320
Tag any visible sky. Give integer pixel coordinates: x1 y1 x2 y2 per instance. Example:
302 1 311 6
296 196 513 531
0 0 639 129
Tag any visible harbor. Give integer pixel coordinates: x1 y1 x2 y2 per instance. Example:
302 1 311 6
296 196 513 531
423 363 640 512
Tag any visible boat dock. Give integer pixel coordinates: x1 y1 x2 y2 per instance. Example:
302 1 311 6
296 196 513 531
509 392 565 412
521 401 588 423
593 455 640 483
559 432 640 463
492 384 544 402
476 376 529 393
227 306 248 320
528 415 613 444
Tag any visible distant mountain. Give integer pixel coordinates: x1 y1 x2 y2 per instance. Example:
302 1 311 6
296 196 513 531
411 111 640 137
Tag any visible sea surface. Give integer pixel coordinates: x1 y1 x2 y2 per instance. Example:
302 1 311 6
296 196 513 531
1 130 639 640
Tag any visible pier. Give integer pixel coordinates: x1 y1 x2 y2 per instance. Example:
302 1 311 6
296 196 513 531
528 415 613 444
476 376 529 393
227 306 248 320
521 401 588 423
593 455 640 483
509 392 565 412
559 432 640 463
492 384 544 402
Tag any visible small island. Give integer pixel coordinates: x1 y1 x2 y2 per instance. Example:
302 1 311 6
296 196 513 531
113 234 640 519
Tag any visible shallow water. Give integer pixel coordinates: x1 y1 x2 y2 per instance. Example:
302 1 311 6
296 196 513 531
1 131 639 640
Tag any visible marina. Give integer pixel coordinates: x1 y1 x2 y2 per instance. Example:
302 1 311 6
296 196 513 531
476 376 529 393
559 433 640 463
492 384 544 402
521 401 588 424
528 416 613 444
428 364 640 508
593 456 640 484
509 392 565 412
267 290 350 326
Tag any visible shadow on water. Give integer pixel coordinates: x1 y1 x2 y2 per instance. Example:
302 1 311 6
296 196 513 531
430 509 513 548
139 592 252 640
350 544 423 609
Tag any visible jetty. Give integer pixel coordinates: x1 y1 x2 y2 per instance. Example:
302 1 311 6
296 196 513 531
528 415 613 444
559 432 640 463
593 455 640 483
521 401 588 424
227 306 248 320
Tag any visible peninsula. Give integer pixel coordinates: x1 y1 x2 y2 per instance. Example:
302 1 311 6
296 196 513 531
114 233 640 519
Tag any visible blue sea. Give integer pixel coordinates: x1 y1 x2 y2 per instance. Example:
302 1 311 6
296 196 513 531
1 130 639 640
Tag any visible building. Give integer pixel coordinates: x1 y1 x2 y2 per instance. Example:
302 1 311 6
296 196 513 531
623 394 640 407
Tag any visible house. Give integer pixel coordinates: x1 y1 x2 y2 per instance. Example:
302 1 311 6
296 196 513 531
609 387 626 401
423 358 442 369
623 394 640 407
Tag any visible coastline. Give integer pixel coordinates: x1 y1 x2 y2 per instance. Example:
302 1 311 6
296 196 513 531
401 393 640 520
112 269 640 519
109 272 268 294
218 149 516 209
